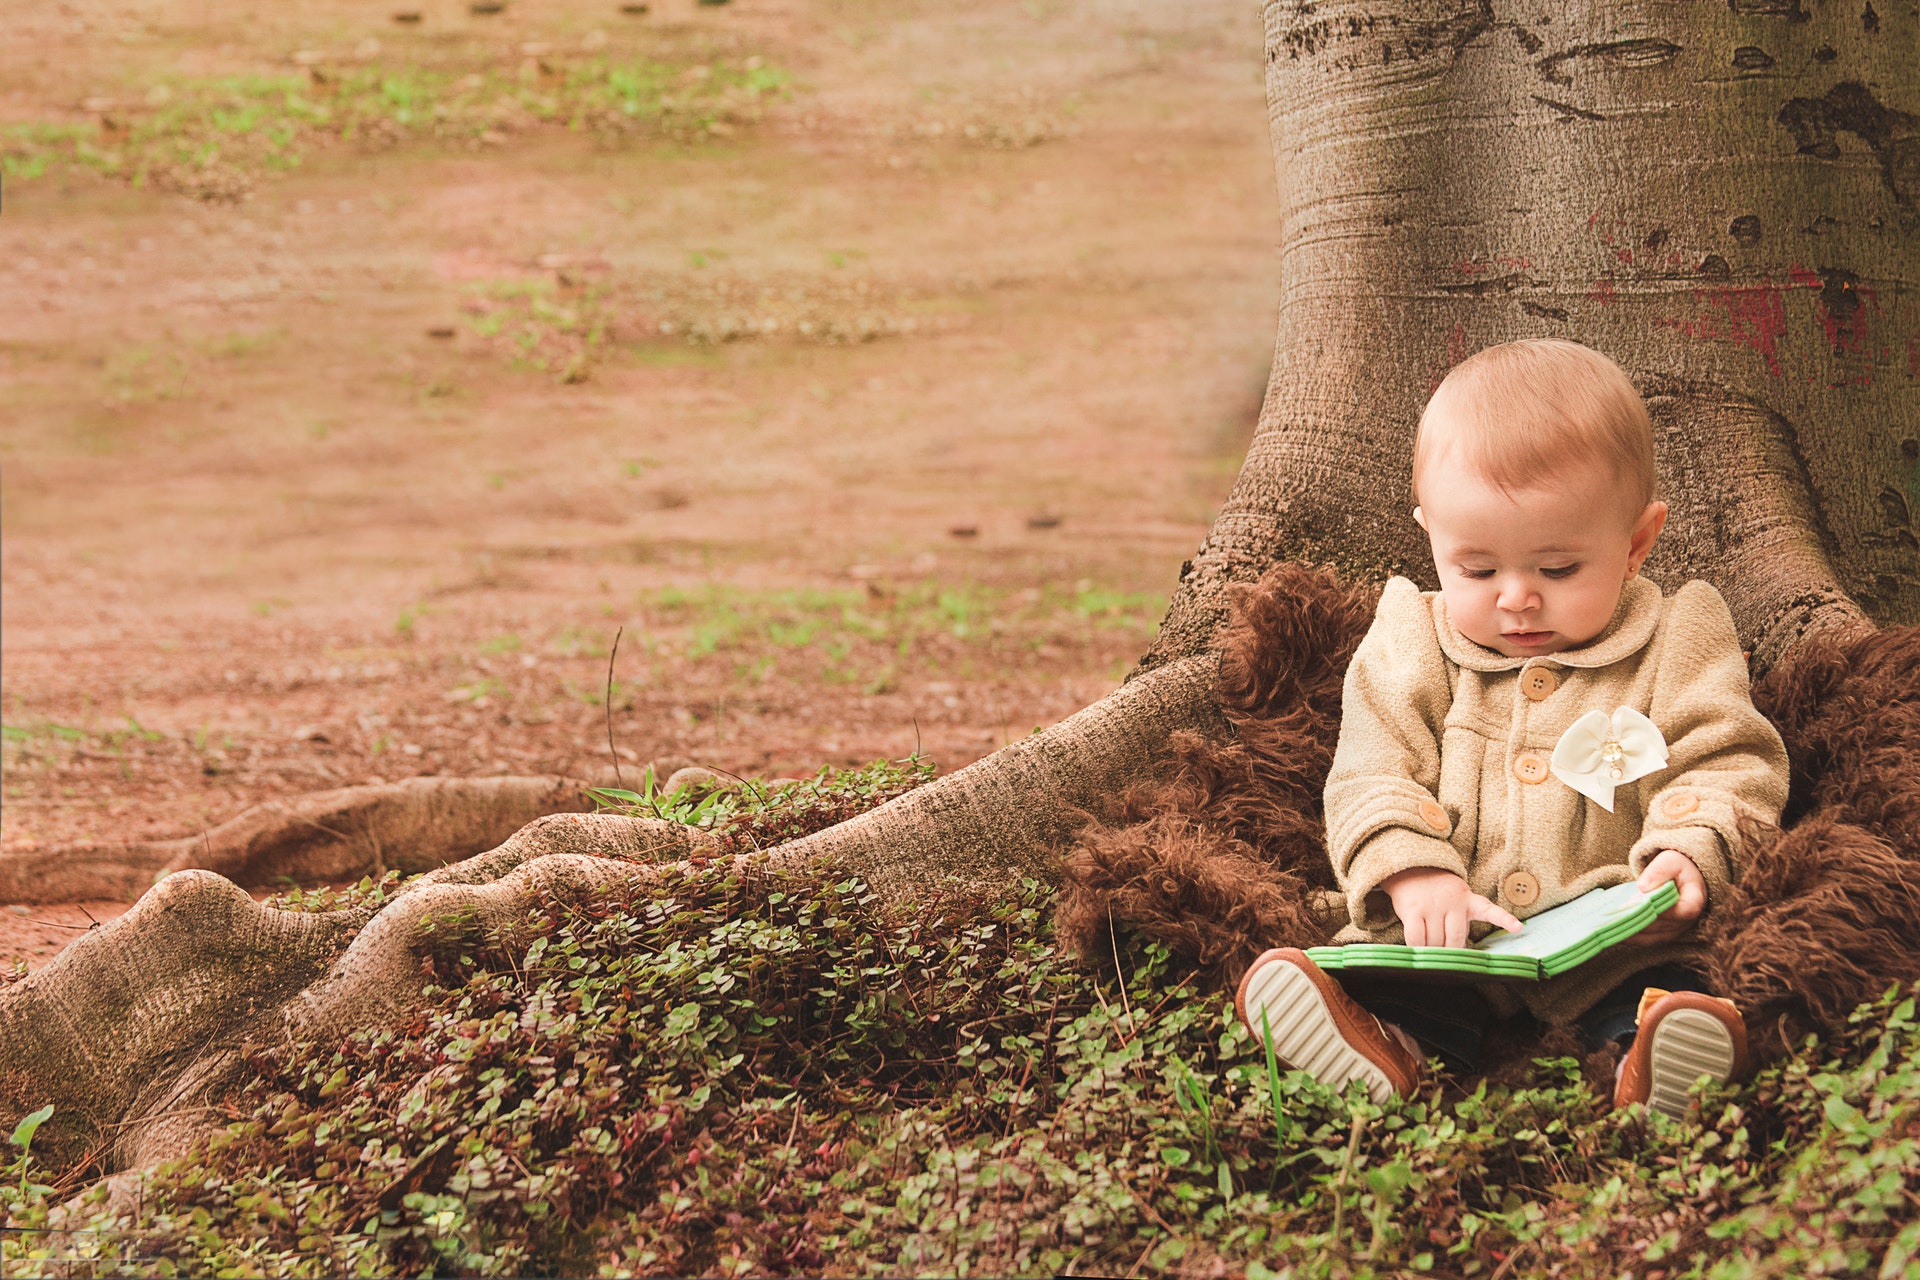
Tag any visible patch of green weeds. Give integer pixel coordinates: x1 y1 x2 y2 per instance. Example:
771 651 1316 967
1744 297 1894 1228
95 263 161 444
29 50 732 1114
547 624 611 659
0 1105 58 1265
1 55 791 201
462 278 609 383
101 344 190 407
20 837 1920 1279
563 676 633 710
0 718 164 771
447 676 508 705
270 870 415 915
205 328 279 360
629 579 1161 685
1070 583 1162 627
588 755 935 856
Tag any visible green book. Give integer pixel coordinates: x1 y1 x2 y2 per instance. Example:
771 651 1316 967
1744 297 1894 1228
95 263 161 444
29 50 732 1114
1304 880 1682 981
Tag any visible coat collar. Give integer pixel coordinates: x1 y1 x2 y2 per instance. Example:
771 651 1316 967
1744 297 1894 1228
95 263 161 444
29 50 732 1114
1431 575 1663 672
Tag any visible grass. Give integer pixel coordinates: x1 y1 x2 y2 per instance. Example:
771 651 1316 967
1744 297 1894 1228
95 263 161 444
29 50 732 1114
0 717 165 758
622 580 1163 688
4 761 1920 1276
588 755 936 857
7 767 1904 1274
1 54 790 200
463 279 611 383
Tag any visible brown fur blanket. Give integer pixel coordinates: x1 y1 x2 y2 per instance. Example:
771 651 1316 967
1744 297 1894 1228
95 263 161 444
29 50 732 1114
1058 563 1920 1063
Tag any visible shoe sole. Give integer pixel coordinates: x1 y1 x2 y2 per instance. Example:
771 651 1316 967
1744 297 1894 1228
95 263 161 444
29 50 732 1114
1240 954 1397 1106
1645 1007 1738 1119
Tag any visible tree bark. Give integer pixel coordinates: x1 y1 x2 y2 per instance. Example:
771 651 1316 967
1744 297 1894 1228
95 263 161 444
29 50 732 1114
3 0 1914 1179
1155 0 1914 671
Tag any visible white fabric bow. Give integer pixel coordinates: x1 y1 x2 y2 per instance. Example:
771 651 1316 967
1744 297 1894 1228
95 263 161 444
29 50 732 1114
1549 706 1669 812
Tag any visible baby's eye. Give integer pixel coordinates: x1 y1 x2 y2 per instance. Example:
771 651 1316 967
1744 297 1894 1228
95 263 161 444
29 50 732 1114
1460 568 1494 580
1542 565 1580 579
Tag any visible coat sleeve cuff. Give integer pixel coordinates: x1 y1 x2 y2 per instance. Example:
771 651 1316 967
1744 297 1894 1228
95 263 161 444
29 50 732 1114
1343 827 1471 933
1628 818 1731 911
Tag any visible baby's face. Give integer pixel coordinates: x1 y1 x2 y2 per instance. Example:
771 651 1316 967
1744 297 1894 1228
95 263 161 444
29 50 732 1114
1413 461 1666 658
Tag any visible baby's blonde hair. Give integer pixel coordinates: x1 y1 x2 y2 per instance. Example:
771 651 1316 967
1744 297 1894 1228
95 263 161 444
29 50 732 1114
1413 338 1656 524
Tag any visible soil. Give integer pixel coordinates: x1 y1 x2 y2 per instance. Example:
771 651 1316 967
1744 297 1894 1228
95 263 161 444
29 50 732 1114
0 0 1277 971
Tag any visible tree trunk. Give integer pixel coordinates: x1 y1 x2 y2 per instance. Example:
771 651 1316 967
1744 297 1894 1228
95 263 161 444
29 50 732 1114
1155 0 1916 670
3 0 1915 1177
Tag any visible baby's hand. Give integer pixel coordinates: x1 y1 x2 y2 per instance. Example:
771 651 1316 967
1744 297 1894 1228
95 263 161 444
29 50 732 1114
1380 867 1524 949
1629 850 1706 945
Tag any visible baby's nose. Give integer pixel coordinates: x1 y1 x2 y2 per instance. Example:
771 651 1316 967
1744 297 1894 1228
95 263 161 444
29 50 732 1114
1497 580 1539 612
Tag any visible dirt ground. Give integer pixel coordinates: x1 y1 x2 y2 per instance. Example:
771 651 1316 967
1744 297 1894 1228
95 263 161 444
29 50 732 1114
0 0 1278 971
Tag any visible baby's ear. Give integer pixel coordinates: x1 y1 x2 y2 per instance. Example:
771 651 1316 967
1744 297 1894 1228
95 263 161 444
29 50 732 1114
1412 506 1428 532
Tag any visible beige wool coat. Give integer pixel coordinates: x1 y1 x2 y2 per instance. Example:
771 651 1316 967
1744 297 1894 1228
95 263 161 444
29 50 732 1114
1323 574 1792 1023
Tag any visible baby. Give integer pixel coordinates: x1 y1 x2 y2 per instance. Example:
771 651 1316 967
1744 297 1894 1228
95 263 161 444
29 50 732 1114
1237 338 1791 1118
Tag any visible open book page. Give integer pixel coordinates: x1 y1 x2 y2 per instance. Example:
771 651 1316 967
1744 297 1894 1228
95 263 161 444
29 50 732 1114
1303 880 1680 979
1474 881 1673 961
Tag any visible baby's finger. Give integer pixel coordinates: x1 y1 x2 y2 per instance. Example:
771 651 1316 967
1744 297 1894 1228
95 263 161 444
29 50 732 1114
1403 915 1428 948
1471 897 1524 934
1670 873 1706 921
1443 908 1469 950
1637 849 1689 891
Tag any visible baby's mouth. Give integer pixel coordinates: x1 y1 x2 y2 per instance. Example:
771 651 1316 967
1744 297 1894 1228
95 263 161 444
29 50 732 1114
1504 629 1552 645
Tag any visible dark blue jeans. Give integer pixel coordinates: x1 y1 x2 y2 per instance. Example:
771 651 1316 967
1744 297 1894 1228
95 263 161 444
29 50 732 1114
1337 963 1712 1072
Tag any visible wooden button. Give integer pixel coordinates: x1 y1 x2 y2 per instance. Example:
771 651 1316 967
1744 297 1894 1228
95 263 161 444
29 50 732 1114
1418 800 1450 833
1511 753 1549 784
1662 792 1698 818
1520 667 1558 701
1502 870 1541 907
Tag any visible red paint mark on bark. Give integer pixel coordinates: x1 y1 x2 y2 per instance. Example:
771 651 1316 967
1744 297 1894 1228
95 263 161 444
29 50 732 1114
1447 322 1467 366
1453 258 1490 276
1587 279 1618 305
1614 248 1634 265
1787 263 1821 290
1657 280 1790 376
1585 208 1629 245
1496 255 1532 271
1907 329 1919 380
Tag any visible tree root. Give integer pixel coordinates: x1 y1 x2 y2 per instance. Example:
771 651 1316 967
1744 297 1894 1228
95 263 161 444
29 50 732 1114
1 660 1217 1182
1 812 708 1178
0 775 597 904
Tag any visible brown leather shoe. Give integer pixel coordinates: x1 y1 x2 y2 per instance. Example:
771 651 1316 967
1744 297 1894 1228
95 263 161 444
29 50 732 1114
1613 988 1749 1119
1235 948 1422 1105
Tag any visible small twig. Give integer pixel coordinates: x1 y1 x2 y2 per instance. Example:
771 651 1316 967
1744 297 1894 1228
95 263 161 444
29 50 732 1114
1106 906 1137 1037
1488 1238 1538 1280
23 918 92 931
604 626 625 790
1088 977 1130 1051
783 1094 805 1153
694 762 768 806
1329 1109 1365 1253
